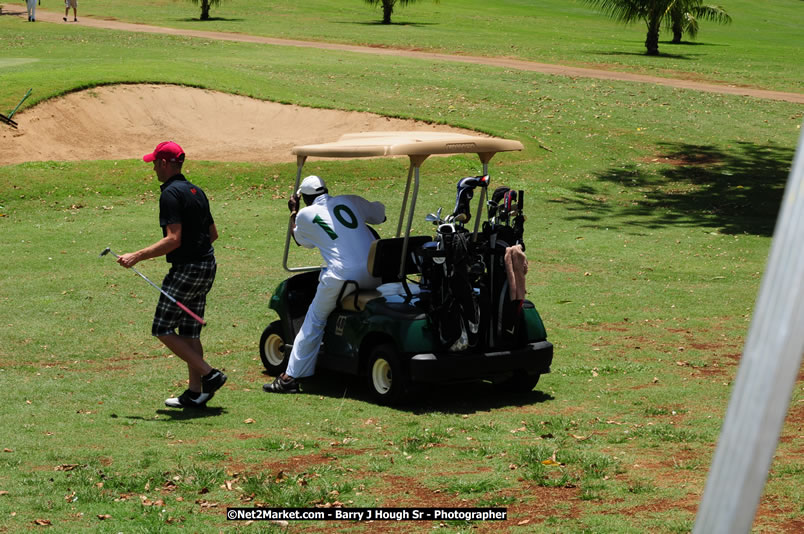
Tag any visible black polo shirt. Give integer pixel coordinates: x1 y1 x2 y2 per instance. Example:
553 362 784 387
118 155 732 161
159 174 215 264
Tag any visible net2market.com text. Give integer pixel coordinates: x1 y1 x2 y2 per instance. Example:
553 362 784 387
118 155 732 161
227 507 508 522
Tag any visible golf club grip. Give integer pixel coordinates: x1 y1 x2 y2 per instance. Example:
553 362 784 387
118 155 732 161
176 300 207 325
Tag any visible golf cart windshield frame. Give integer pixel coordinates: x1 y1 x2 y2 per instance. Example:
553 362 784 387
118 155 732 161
282 132 524 282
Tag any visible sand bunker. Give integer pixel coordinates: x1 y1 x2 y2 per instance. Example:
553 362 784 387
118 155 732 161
0 84 477 165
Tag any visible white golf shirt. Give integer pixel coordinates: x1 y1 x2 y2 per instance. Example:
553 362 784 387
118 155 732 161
286 193 385 379
294 193 386 283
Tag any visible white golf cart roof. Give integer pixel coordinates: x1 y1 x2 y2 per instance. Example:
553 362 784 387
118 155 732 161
285 131 524 275
293 132 523 160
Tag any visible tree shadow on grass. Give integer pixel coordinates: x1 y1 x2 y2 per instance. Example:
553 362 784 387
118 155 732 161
558 141 793 236
180 17 245 22
294 370 555 414
591 39 725 59
664 41 724 47
591 50 700 61
346 21 438 27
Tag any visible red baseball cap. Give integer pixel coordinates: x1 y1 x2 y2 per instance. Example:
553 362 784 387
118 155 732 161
143 141 185 163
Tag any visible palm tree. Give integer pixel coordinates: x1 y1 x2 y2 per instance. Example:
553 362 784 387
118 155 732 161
363 0 439 25
582 0 729 55
582 0 671 55
669 1 731 44
189 0 222 20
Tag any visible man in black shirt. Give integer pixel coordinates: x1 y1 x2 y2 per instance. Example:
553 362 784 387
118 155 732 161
117 141 226 408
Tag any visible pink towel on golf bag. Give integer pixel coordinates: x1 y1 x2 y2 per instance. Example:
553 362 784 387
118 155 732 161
504 244 527 301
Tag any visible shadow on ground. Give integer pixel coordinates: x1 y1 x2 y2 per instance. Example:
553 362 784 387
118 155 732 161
117 407 227 422
558 141 793 236
593 50 700 60
592 39 725 59
277 370 555 414
181 17 245 22
346 21 438 27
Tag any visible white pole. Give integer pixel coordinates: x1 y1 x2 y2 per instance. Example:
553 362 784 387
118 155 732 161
694 123 804 533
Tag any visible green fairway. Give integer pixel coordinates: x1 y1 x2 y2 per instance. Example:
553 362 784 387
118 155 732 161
3 0 803 92
0 0 802 532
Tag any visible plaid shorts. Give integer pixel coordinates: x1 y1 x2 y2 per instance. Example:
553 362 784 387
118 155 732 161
151 259 216 339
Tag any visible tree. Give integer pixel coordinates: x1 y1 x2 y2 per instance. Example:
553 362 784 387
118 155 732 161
189 0 222 21
669 2 731 44
581 0 667 55
581 0 731 55
363 0 439 25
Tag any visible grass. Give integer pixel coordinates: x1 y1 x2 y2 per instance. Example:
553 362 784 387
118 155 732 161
3 0 802 92
1 0 803 532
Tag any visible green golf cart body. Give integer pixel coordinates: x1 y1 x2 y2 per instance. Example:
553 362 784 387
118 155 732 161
259 132 553 404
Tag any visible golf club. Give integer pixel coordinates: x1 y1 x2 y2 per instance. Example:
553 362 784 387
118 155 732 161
99 247 206 325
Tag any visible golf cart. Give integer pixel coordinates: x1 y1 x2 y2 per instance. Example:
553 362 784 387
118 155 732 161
259 132 553 404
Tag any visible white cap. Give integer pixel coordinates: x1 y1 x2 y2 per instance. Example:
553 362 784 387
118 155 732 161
297 175 327 196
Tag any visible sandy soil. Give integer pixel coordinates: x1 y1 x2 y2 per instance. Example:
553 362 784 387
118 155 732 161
0 84 477 165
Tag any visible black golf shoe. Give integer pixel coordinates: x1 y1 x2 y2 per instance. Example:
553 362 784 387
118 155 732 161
201 369 227 394
263 375 300 394
165 389 210 408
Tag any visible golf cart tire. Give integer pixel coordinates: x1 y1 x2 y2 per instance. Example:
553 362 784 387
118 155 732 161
366 344 409 405
259 321 289 375
494 372 540 394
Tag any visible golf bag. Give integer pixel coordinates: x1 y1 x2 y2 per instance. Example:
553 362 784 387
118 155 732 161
417 176 527 352
482 186 526 349
416 176 489 351
417 224 482 351
487 186 524 242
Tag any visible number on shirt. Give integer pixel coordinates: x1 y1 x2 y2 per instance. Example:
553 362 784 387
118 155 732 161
313 215 338 240
312 204 358 240
334 205 358 229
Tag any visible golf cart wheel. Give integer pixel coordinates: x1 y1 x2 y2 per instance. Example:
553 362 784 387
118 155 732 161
366 344 408 405
259 321 289 375
494 372 540 394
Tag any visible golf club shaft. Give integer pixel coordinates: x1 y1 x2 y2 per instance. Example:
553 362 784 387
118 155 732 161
105 249 206 325
131 267 207 326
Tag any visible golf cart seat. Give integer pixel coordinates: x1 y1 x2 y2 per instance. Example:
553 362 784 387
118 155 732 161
338 235 432 312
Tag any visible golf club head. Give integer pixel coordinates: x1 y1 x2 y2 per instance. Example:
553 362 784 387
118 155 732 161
425 207 444 225
503 190 517 213
454 213 469 224
99 247 120 259
457 175 489 190
489 186 511 220
451 175 489 223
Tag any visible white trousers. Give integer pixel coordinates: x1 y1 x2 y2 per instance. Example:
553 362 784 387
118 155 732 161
286 270 347 379
286 267 380 378
27 0 37 20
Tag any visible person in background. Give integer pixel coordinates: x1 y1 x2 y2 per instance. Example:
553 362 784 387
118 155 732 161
63 0 77 22
26 0 37 21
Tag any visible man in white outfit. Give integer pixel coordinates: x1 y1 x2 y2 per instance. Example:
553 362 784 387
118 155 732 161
264 175 386 393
